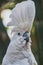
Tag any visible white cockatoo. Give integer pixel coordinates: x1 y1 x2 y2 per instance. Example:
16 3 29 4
2 0 38 65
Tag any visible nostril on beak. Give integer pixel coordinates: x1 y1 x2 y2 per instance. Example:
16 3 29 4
24 37 29 43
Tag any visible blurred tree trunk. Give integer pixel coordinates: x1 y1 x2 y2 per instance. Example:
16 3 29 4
0 19 10 63
41 0 43 18
34 22 43 65
41 0 43 10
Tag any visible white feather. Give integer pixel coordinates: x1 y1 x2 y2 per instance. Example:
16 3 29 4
1 9 14 39
7 0 35 32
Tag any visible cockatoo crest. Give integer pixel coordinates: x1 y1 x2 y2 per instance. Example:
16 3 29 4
1 0 35 39
7 0 35 33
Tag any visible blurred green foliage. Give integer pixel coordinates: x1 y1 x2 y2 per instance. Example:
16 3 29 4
14 0 26 4
1 2 15 10
33 0 43 20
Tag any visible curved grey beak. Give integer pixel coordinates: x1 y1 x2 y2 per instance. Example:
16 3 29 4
23 31 30 43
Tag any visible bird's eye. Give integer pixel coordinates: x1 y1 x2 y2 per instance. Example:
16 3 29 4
18 32 20 35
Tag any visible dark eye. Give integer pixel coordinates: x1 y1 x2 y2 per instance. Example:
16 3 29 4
18 32 20 35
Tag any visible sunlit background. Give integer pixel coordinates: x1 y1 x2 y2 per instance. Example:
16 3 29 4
0 0 43 65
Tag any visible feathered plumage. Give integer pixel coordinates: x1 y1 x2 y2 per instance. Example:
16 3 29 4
2 0 38 65
7 0 35 33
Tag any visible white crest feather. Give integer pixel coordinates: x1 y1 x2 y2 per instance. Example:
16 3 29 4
7 0 35 32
